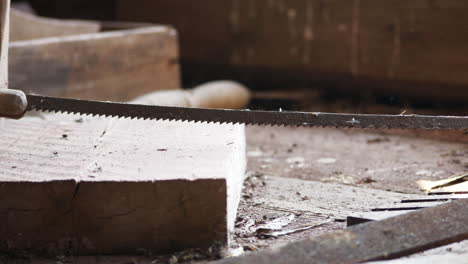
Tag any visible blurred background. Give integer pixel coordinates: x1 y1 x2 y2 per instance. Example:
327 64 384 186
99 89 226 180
12 0 468 113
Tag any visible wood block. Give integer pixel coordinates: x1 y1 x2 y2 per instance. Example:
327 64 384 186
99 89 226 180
9 25 180 101
0 113 246 255
10 8 100 41
117 0 468 102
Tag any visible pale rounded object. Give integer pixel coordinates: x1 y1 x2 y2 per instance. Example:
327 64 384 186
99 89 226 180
190 80 251 109
131 89 191 107
0 89 28 117
131 80 251 109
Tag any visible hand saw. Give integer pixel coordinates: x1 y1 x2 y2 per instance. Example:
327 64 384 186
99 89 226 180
0 1 466 130
15 94 468 130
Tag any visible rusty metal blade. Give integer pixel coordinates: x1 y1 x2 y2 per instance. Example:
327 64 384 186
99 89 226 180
26 94 468 130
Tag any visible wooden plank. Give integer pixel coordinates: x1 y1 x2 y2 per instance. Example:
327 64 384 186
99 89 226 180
348 195 468 226
216 199 468 264
9 25 181 101
0 113 246 255
10 8 100 41
117 0 468 102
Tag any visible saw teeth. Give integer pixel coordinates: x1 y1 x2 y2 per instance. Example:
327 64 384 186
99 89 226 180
25 95 468 130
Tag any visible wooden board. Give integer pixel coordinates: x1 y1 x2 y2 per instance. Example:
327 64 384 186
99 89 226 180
0 113 246 255
10 8 100 41
243 176 425 221
9 25 180 101
116 0 468 102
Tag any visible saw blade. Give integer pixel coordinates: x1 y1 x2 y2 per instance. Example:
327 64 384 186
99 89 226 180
26 94 468 130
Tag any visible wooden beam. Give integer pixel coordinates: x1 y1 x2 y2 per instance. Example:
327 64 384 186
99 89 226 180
0 113 246 255
10 8 100 41
9 25 180 101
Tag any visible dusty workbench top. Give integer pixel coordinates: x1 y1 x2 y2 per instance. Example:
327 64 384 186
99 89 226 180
1 113 466 262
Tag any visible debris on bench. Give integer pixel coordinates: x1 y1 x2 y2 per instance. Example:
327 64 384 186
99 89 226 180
215 198 468 264
417 173 468 194
347 194 467 226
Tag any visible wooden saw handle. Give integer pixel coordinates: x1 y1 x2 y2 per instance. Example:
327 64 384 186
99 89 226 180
0 0 27 118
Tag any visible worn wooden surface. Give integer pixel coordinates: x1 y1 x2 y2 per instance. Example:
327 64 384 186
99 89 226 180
1 175 467 263
9 26 180 101
216 198 468 264
246 126 468 195
10 8 100 41
117 0 468 102
0 113 246 255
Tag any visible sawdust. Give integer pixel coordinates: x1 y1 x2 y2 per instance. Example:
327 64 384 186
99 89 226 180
247 126 467 194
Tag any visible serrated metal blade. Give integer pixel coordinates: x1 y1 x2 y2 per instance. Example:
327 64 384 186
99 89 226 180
26 94 468 130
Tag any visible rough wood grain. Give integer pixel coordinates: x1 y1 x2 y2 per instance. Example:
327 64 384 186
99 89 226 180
0 113 246 255
9 26 180 101
242 176 425 221
117 0 468 102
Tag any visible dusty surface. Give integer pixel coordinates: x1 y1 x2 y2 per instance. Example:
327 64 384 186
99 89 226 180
227 125 467 262
231 174 426 251
0 113 246 255
1 95 467 262
1 124 467 263
246 126 468 195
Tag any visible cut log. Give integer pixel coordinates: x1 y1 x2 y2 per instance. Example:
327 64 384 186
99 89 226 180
0 113 246 255
9 25 180 101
